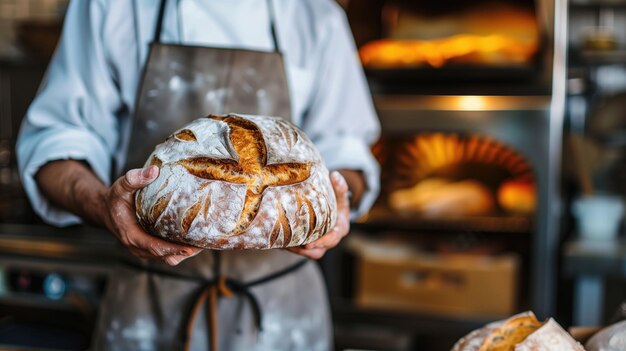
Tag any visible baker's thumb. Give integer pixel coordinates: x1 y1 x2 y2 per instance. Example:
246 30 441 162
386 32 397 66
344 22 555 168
119 166 159 193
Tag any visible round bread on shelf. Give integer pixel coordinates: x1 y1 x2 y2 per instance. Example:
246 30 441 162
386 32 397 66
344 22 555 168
497 178 537 215
135 114 337 250
388 178 495 217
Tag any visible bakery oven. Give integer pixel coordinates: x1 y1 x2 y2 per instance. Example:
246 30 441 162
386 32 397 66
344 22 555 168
332 0 567 328
347 0 556 95
371 131 535 226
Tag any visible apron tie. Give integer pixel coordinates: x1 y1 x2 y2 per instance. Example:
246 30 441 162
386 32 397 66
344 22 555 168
217 276 234 298
120 256 309 351
183 275 264 351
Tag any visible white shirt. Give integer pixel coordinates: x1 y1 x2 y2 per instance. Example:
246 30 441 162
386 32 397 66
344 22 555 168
17 0 380 226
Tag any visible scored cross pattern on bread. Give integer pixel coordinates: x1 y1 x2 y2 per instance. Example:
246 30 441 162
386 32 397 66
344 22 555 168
177 115 313 234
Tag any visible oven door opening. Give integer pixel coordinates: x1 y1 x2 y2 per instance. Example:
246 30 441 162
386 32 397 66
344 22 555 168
366 132 536 233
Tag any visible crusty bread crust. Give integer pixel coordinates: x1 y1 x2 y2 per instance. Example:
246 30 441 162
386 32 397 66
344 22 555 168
517 319 586 351
135 114 337 249
453 312 586 351
479 314 543 351
452 320 503 351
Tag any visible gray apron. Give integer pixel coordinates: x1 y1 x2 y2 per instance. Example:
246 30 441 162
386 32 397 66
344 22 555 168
92 1 332 350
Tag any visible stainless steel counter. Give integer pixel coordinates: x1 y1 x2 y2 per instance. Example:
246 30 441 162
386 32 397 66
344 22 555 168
0 224 121 262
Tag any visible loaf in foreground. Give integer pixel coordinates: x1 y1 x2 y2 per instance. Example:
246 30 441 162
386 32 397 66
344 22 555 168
452 311 585 351
135 114 337 249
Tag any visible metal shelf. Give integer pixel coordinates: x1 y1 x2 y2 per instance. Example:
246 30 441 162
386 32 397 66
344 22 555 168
570 49 626 66
0 224 122 263
563 238 626 278
331 298 501 336
357 208 533 234
570 0 626 8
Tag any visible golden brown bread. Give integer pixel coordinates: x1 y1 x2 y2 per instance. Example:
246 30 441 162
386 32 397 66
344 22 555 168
479 314 543 351
135 114 337 249
388 178 495 217
497 179 536 215
453 312 586 351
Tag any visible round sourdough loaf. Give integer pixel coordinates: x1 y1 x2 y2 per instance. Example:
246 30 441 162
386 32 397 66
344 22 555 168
134 114 337 249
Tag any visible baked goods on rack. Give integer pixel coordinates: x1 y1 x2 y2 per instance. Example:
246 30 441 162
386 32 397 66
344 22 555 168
389 178 495 217
135 114 337 249
497 178 536 215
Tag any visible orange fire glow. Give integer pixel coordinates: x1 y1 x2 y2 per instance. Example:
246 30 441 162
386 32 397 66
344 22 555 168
394 133 533 184
359 3 540 69
359 34 539 69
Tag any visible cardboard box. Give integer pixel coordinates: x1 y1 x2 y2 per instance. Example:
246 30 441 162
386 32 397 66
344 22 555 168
355 251 518 318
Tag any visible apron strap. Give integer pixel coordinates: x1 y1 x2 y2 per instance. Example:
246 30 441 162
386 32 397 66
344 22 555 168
267 0 281 53
180 256 308 351
153 0 168 44
152 0 281 51
119 257 308 350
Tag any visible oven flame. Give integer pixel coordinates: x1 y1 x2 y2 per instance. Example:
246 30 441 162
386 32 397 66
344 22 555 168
359 34 538 69
457 96 487 111
358 4 540 69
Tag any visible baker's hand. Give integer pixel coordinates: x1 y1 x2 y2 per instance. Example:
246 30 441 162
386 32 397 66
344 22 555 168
288 171 350 260
103 166 202 266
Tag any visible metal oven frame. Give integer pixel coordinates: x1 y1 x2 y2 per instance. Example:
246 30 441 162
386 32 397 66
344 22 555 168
363 0 568 319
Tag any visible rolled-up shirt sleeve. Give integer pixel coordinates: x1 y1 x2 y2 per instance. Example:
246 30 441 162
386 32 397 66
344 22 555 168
301 4 381 218
16 0 121 226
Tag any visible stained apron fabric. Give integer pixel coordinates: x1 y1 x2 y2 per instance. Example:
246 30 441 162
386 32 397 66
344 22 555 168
124 0 291 169
90 0 331 349
92 251 331 351
124 44 292 169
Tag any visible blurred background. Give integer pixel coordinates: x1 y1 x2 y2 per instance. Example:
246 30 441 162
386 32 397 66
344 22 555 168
1 0 626 350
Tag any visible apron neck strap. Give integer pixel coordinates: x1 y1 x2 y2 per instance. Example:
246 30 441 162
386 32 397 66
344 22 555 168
152 0 281 52
267 0 281 52
153 0 168 44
